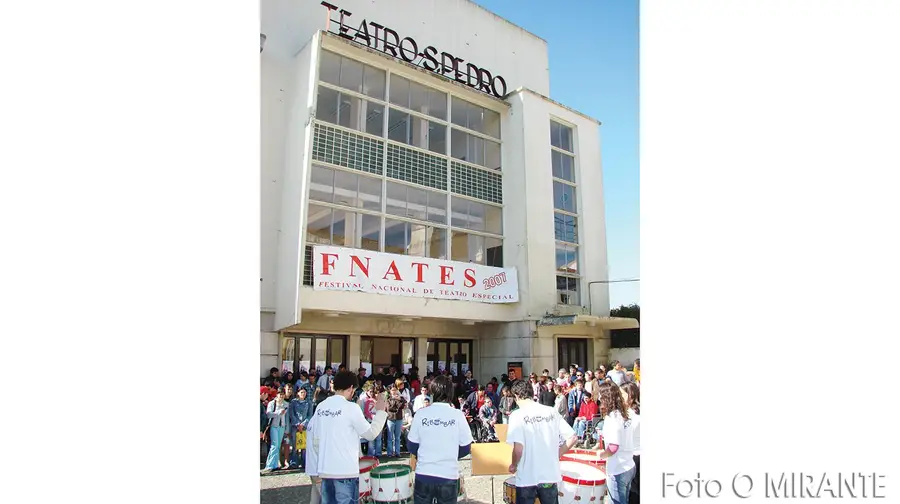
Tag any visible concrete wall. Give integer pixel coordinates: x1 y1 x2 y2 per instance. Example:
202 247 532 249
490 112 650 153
261 0 550 96
609 347 640 369
273 34 321 330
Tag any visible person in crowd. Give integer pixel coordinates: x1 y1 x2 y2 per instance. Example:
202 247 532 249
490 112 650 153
541 369 550 379
485 383 500 407
262 386 290 473
407 375 473 504
506 380 577 504
596 366 607 379
527 373 541 401
413 378 432 414
283 371 294 386
538 378 556 407
583 370 595 396
498 386 517 424
296 371 313 398
260 386 270 463
388 366 399 382
423 398 431 407
410 367 421 397
498 374 508 394
607 361 627 386
567 379 586 426
338 364 347 373
396 378 411 403
555 368 568 387
359 383 383 458
461 370 478 398
262 367 280 386
508 369 518 382
632 359 640 384
568 364 578 384
552 385 567 418
466 384 487 414
620 382 641 504
317 366 334 391
457 396 471 417
573 390 599 443
357 367 368 383
385 385 408 457
289 386 314 469
478 396 499 440
313 386 331 410
305 371 388 504
381 367 394 388
594 382 636 504
280 384 297 469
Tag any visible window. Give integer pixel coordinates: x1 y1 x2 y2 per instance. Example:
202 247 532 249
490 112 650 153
306 204 382 250
311 55 505 269
387 108 446 154
390 75 447 120
450 232 502 266
319 50 385 100
451 97 500 138
551 120 580 306
316 86 384 136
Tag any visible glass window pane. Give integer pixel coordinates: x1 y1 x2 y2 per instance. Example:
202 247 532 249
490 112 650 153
408 223 427 256
387 108 409 144
319 50 341 86
314 337 327 374
333 169 359 207
484 204 502 235
426 191 446 224
428 227 446 259
331 209 349 246
552 151 575 182
306 204 332 244
483 108 501 139
428 122 446 155
358 175 382 212
309 165 334 203
467 105 484 134
360 214 381 251
362 65 385 100
409 80 429 115
450 128 468 161
360 339 373 364
468 201 486 231
316 86 340 125
450 196 469 228
389 75 410 108
451 97 468 129
428 89 447 120
384 218 409 255
484 139 501 170
406 186 427 221
298 338 312 374
554 213 578 243
451 231 484 263
385 182 407 217
550 121 561 148
560 124 573 152
337 92 358 130
469 135 485 167
485 237 502 267
281 338 295 361
553 181 576 213
365 102 384 137
556 245 577 273
331 338 344 369
339 57 363 93
402 341 415 365
409 115 428 150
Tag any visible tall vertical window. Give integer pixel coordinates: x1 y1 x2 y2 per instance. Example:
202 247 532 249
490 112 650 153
304 49 506 287
551 120 580 305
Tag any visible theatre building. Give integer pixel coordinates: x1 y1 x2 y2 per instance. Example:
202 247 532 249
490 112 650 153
260 0 638 382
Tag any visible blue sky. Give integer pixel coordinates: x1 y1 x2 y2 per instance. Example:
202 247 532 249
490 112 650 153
473 0 640 308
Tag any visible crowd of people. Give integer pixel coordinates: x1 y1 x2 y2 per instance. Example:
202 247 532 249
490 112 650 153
259 359 641 504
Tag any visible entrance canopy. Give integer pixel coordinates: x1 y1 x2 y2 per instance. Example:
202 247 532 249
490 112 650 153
537 314 639 330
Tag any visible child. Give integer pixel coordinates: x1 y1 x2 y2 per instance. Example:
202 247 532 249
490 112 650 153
573 390 599 441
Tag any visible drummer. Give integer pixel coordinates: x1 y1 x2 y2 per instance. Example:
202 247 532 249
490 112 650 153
506 379 577 504
305 371 388 504
407 375 473 504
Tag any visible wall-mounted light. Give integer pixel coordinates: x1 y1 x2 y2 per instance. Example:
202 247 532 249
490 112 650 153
260 34 267 53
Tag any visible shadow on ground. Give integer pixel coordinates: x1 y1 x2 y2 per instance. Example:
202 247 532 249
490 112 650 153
261 484 312 504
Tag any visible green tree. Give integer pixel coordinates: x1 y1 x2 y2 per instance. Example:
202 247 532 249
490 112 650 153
610 303 640 322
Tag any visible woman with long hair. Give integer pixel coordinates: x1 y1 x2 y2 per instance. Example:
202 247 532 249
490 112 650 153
620 382 641 504
385 385 407 457
595 382 636 504
261 386 289 473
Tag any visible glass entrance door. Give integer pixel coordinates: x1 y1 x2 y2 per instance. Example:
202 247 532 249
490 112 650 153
281 334 347 377
557 338 588 372
426 339 473 379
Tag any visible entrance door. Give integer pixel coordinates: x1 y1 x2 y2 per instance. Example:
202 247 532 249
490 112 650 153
426 339 473 379
281 334 346 377
360 337 417 377
557 338 588 372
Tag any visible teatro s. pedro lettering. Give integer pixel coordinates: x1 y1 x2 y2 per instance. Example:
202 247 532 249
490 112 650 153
260 0 638 382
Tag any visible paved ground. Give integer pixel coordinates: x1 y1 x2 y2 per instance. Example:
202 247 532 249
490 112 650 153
260 455 510 504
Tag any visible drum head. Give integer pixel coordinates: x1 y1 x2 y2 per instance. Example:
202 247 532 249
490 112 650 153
371 465 412 478
359 456 379 473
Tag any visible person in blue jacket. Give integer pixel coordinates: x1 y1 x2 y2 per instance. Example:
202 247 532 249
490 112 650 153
289 386 315 470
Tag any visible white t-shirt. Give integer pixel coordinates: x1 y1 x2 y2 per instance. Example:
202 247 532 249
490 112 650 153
407 403 473 480
306 395 387 478
601 410 636 476
506 400 576 487
627 407 641 455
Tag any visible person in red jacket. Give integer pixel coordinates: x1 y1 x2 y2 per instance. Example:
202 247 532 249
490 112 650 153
573 390 598 440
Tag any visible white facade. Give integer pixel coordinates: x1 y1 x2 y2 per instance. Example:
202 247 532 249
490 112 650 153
260 0 630 381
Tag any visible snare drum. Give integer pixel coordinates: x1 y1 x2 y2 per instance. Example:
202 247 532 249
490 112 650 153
359 456 380 499
560 449 606 468
502 477 541 504
370 464 413 504
558 461 607 504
